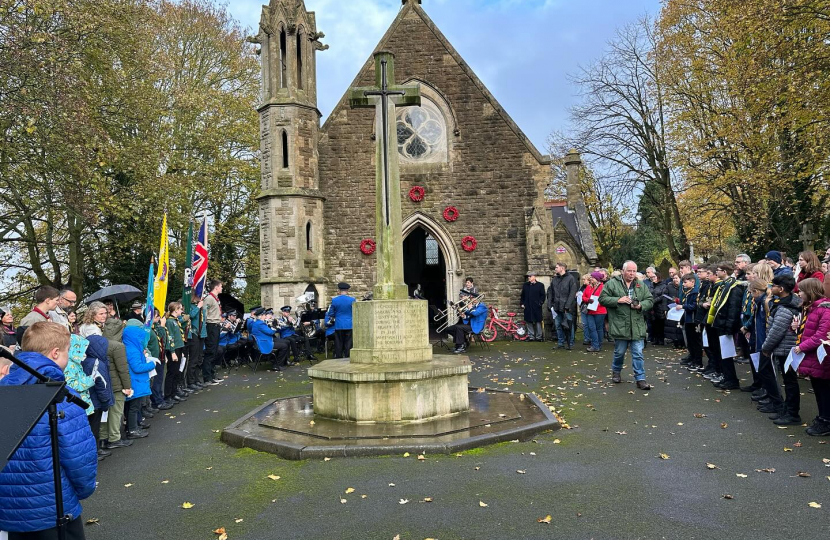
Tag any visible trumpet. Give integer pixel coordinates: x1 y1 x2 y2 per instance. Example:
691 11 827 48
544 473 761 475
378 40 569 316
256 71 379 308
436 293 484 333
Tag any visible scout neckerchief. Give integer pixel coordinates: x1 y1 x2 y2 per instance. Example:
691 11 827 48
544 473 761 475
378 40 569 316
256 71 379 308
796 302 810 345
177 316 187 344
31 307 50 320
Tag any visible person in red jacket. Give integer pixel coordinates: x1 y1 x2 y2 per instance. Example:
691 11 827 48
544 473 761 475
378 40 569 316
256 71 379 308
794 278 830 436
583 271 608 352
794 251 824 293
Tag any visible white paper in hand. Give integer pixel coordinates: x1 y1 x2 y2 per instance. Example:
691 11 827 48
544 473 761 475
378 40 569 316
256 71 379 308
818 344 828 365
587 296 600 311
702 329 709 347
750 352 760 371
551 308 557 320
148 368 157 378
101 411 108 423
667 308 684 322
784 347 805 373
179 356 188 373
719 335 737 358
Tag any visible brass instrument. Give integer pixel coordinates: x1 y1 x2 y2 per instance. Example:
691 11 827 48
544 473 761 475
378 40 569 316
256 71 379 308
436 293 484 333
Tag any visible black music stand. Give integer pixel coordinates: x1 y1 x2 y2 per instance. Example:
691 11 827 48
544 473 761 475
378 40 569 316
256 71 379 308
0 351 90 540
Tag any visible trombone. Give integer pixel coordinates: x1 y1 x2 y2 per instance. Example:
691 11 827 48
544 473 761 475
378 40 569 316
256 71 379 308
435 293 484 333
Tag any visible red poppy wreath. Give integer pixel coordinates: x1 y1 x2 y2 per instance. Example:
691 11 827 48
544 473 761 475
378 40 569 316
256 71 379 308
360 239 376 255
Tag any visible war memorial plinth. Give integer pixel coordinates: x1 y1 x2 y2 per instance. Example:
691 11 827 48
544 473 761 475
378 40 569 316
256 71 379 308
222 52 558 459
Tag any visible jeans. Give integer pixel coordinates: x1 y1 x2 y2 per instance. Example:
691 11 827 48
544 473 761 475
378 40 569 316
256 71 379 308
585 314 605 350
554 311 574 347
580 312 590 343
612 339 646 381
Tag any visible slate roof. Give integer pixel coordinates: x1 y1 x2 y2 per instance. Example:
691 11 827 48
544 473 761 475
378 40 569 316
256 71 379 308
547 201 598 263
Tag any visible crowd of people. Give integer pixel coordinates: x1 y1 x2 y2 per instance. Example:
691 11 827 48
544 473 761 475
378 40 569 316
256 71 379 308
516 249 830 435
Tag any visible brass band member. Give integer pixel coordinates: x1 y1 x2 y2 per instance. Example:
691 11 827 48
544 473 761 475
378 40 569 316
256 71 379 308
445 290 488 353
277 306 316 363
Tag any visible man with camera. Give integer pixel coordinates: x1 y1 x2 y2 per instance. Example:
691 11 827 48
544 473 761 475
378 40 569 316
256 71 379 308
599 261 655 390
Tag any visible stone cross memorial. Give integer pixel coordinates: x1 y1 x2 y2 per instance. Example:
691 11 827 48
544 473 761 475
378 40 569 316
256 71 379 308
308 52 472 422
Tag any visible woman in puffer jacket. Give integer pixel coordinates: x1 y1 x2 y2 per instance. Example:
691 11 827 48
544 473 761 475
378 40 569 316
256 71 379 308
794 278 830 436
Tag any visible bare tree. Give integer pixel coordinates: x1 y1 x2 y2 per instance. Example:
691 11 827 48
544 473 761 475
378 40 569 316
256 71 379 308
567 16 689 262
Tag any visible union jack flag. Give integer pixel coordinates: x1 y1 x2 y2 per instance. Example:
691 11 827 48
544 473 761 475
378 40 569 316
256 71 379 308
192 217 208 298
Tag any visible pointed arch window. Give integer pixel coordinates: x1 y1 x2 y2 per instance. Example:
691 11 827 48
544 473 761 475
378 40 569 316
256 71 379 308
282 130 289 168
279 28 287 88
296 29 304 90
425 234 439 266
306 221 313 252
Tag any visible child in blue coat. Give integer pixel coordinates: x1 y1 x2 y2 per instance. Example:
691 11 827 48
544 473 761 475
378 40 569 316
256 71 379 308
0 322 97 537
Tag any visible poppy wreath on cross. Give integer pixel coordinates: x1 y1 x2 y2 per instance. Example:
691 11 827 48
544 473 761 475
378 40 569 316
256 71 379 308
360 238 376 255
408 186 425 202
461 236 477 252
443 206 459 222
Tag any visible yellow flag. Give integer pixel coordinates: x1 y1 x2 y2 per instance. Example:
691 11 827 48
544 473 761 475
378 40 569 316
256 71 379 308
153 214 169 316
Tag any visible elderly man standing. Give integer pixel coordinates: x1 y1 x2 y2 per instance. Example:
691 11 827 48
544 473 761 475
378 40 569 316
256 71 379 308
547 263 578 349
600 261 654 390
520 272 546 341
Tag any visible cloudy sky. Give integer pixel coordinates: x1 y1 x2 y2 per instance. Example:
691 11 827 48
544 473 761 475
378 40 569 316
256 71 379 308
227 0 661 153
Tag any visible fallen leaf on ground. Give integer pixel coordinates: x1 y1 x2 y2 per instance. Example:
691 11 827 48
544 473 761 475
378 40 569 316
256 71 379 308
477 387 485 393
345 487 355 494
721 423 728 429
479 500 488 507
794 441 803 448
808 502 822 508
403 452 410 458
823 458 830 465
340 498 347 504
797 472 811 477
234 518 243 523
677 422 684 426
161 480 169 484
615 431 627 435
309 420 315 426
388 483 396 487
213 528 226 535
538 515 552 524
553 439 561 444
361 494 367 499
658 453 670 460
399 499 409 505
206 467 213 470
267 475 281 481
423 497 433 502
393 536 401 540
417 454 426 461
324 457 331 461
784 447 793 452
693 413 706 418
756 468 776 473
706 463 719 470
218 534 228 540
722 494 734 500
85 518 100 525
736 473 747 478
124 483 133 488
181 502 195 509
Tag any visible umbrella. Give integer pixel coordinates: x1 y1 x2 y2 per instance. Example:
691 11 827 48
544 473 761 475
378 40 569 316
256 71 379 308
84 284 143 305
218 293 244 316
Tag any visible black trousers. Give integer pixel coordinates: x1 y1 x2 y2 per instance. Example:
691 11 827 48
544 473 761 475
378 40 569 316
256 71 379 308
203 323 220 381
9 516 86 540
334 329 353 358
164 347 184 399
758 352 783 407
685 323 702 363
775 354 801 416
811 377 830 419
446 323 472 346
715 330 738 384
651 318 665 344
703 326 722 373
187 335 203 384
87 409 103 442
271 338 290 366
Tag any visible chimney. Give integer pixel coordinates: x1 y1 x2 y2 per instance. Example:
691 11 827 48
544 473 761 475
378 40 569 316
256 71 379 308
564 149 582 210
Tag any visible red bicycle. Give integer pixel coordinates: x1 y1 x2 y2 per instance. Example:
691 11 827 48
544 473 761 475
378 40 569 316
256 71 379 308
481 306 528 342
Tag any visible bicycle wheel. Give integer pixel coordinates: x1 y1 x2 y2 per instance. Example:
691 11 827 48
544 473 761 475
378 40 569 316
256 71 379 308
481 325 498 342
512 321 528 341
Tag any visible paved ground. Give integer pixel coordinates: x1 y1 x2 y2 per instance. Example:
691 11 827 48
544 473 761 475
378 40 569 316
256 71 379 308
82 340 829 539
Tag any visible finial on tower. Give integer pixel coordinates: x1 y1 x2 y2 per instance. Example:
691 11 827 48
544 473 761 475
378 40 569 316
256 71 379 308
402 0 422 5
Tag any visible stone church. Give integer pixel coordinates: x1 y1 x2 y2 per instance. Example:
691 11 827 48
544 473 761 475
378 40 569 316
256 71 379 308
254 0 596 315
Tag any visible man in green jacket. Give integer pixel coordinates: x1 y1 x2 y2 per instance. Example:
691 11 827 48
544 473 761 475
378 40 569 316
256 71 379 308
599 261 655 390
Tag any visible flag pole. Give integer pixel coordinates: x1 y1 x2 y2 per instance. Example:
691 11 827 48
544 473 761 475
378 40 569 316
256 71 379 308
182 220 194 314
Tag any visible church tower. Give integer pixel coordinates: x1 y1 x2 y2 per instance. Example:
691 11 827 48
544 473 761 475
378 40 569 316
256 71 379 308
253 0 329 309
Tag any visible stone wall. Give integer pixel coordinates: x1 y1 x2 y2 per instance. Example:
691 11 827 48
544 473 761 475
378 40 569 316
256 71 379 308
319 8 551 313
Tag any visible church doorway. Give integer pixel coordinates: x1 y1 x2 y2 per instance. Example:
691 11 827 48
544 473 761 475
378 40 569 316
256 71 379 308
403 227 447 321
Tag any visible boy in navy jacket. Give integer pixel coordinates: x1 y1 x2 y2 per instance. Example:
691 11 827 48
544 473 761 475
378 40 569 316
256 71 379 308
0 322 97 538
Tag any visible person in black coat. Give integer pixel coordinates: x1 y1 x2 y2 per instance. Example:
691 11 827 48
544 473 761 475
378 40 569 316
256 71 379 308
520 272 546 341
649 273 668 345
